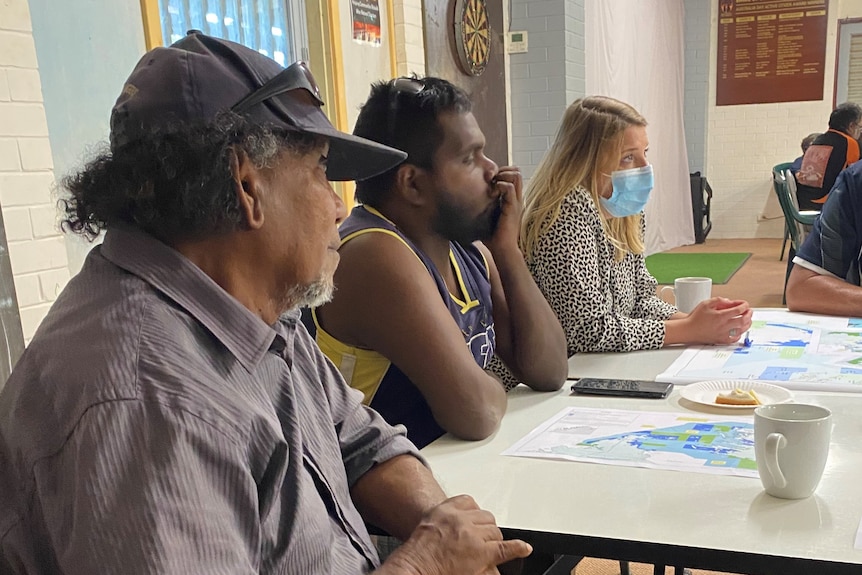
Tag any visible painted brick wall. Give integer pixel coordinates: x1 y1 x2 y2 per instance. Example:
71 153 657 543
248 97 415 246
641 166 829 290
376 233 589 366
684 0 709 173
392 0 425 76
509 0 585 179
0 0 69 341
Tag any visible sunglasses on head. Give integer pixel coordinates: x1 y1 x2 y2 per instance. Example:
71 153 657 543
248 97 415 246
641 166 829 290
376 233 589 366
232 61 322 116
386 76 427 146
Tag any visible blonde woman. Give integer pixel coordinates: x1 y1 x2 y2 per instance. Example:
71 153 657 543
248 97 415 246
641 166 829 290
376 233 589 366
521 96 752 353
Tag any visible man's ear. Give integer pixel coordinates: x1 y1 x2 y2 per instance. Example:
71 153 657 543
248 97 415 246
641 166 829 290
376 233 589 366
393 163 427 207
229 146 266 230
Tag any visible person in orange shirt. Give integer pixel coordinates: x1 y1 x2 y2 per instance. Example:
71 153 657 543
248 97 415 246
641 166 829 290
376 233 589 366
796 102 862 210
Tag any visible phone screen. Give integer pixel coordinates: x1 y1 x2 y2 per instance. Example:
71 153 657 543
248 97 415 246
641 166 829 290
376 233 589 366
570 378 673 399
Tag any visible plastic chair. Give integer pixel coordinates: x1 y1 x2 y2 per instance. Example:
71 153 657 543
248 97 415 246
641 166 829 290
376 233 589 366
772 165 818 303
773 161 795 261
783 169 819 242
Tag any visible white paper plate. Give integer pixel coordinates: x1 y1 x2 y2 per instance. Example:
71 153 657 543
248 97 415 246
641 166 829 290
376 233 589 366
679 380 792 410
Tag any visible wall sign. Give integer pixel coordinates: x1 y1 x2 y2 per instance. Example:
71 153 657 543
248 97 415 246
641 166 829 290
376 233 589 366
717 0 827 106
351 0 382 46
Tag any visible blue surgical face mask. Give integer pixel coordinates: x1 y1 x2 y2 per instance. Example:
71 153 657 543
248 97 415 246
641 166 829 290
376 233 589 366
599 164 654 218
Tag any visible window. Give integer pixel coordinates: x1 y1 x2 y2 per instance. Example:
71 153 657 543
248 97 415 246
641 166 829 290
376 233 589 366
835 20 862 106
157 0 308 65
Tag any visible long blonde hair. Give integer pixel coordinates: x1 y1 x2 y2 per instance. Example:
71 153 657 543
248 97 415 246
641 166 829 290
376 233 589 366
521 96 648 262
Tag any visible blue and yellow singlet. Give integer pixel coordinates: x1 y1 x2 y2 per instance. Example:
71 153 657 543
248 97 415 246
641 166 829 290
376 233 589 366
311 205 496 448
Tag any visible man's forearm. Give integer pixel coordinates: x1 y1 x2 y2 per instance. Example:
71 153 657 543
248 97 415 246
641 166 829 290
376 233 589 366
491 244 568 389
786 269 862 316
350 454 446 541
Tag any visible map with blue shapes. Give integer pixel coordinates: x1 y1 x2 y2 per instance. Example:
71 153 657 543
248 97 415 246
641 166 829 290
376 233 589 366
657 311 862 392
572 421 756 470
503 408 758 478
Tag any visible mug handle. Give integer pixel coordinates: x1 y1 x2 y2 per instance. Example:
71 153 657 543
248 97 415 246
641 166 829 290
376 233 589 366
660 286 675 305
764 432 788 489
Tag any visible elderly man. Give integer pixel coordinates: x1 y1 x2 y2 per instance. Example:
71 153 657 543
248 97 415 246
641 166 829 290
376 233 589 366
0 32 530 574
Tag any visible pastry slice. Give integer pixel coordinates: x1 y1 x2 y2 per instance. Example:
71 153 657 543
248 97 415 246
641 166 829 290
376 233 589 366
715 387 761 406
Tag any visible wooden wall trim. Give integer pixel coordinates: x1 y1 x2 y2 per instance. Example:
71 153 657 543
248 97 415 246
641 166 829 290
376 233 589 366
139 0 163 49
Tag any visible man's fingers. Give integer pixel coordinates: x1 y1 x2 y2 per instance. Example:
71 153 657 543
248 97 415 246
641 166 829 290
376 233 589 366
493 539 533 564
441 494 481 512
479 524 504 542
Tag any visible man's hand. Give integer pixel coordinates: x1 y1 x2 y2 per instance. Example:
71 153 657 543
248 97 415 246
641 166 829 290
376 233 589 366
487 166 524 253
477 164 569 390
377 495 532 575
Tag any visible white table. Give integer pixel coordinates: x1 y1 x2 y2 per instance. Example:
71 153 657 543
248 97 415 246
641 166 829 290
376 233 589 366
421 350 862 574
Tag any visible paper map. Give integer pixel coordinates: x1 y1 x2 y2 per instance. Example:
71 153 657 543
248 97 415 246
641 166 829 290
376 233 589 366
503 407 757 478
657 311 862 392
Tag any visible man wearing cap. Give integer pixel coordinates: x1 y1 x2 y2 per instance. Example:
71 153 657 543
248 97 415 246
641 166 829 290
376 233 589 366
310 77 567 449
0 33 531 574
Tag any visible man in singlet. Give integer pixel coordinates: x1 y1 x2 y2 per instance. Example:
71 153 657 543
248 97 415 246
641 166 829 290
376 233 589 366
796 102 862 211
310 76 567 448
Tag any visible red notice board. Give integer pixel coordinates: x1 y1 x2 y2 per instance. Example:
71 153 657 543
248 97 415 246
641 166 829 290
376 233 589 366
717 0 827 106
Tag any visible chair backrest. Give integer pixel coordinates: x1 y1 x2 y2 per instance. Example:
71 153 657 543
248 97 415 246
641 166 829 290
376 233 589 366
772 169 806 252
773 161 795 174
784 168 802 212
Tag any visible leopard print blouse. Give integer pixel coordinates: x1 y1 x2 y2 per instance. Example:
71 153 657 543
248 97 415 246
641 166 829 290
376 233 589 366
527 186 677 355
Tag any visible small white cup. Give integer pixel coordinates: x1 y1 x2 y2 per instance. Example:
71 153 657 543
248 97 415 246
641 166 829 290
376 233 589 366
754 403 832 500
660 276 712 313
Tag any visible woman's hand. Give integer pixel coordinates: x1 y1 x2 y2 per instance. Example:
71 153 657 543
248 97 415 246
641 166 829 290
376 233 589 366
665 297 753 346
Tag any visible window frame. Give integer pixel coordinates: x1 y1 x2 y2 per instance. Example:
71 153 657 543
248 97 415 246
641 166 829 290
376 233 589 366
835 17 862 106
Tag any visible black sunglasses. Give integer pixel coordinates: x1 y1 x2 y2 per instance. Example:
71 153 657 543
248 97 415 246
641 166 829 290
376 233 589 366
232 61 322 115
386 77 426 146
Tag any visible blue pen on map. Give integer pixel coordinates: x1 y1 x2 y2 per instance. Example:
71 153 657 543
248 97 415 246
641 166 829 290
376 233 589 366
743 330 752 347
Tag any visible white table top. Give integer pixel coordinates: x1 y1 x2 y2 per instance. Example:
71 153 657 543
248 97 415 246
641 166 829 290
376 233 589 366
421 350 862 573
568 347 684 381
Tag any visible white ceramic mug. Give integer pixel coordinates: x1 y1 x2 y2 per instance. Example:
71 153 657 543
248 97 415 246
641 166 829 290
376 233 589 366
659 276 712 313
754 403 832 499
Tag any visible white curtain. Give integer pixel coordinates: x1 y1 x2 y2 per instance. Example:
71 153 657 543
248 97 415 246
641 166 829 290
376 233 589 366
585 0 694 254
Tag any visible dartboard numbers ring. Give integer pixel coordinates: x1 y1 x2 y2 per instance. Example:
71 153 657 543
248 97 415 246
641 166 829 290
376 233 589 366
454 0 490 76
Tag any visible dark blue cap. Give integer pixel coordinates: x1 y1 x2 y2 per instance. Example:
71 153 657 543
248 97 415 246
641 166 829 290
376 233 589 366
110 31 406 181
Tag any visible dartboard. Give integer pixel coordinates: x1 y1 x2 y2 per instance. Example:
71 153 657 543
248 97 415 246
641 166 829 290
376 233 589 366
454 0 490 76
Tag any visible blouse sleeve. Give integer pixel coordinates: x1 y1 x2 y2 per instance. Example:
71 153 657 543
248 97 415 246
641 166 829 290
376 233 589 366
630 255 679 321
629 220 679 321
529 193 670 353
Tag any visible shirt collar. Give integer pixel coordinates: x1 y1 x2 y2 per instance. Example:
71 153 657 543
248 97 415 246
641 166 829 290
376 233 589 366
101 226 286 372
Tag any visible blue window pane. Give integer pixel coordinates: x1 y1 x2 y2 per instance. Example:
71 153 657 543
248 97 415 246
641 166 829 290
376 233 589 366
158 0 294 65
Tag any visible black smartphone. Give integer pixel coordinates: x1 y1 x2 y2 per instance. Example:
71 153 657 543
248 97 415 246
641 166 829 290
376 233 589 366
570 377 673 399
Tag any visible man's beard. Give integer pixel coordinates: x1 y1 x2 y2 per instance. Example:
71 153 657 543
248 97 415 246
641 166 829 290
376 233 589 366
432 198 501 245
283 278 335 310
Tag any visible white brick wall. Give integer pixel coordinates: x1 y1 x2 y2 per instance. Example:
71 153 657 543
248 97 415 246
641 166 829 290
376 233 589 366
392 0 425 76
703 0 836 239
0 0 69 341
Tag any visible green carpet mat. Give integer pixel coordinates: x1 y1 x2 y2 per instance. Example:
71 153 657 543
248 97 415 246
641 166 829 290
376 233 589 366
645 252 751 285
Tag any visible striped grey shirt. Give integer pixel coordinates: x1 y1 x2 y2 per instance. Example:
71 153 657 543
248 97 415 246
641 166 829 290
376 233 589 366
0 226 420 574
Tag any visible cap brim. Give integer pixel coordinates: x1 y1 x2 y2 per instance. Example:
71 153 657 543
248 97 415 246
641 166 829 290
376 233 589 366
252 88 406 181
307 126 406 181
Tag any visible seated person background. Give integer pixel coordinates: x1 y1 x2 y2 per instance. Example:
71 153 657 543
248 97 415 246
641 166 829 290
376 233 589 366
796 102 862 210
310 76 567 449
790 131 821 175
519 96 752 354
786 161 862 317
0 33 533 574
